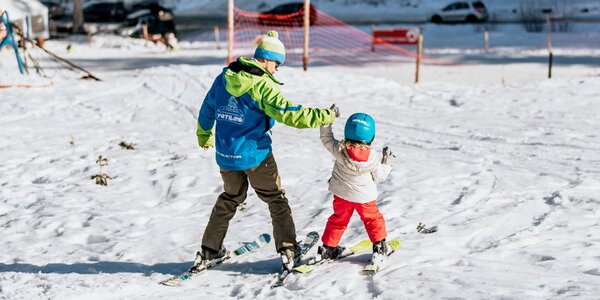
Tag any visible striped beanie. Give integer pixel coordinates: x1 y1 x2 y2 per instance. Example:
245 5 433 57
254 30 286 65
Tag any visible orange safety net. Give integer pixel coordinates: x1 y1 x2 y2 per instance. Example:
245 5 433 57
233 7 455 66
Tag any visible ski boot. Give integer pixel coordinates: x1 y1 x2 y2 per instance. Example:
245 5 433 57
317 244 345 260
279 244 302 271
190 245 229 273
370 239 388 265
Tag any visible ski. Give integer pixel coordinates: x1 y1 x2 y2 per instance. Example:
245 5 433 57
362 239 401 275
270 231 320 288
159 233 271 286
292 239 373 274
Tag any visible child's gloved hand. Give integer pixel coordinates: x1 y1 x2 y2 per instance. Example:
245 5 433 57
329 103 340 118
382 146 395 164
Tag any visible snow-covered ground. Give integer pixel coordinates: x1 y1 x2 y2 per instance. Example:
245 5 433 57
1 21 600 299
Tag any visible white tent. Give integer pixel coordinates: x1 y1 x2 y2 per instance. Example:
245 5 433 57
0 0 49 40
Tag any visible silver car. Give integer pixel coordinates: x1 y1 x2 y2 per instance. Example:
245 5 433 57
431 1 489 23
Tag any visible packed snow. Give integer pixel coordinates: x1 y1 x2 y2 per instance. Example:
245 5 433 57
2 10 600 300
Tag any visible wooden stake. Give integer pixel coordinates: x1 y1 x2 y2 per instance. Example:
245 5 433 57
546 15 552 79
142 24 149 40
227 0 234 64
214 26 221 49
371 25 375 52
484 29 489 52
415 31 423 84
303 0 310 71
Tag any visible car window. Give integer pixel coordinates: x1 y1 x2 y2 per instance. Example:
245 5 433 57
442 3 456 11
443 2 469 11
472 1 486 9
83 4 99 12
268 3 302 14
284 4 301 13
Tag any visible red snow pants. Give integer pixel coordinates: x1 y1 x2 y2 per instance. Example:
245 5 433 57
321 195 387 247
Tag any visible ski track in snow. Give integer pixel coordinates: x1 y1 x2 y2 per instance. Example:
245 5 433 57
1 32 600 299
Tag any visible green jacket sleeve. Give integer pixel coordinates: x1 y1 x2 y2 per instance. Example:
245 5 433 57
197 121 214 147
255 80 335 128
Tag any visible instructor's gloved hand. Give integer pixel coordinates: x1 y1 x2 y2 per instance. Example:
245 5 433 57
381 146 395 164
329 103 340 118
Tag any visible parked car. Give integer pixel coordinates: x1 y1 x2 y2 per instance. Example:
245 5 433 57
83 1 127 23
430 1 488 23
257 2 317 26
118 3 175 38
40 0 66 19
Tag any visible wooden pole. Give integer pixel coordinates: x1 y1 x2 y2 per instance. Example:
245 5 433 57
371 25 375 52
227 0 234 64
546 15 552 79
303 0 310 71
484 29 489 52
142 24 149 40
214 26 221 49
415 30 423 84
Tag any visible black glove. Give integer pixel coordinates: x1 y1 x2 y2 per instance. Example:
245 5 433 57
382 146 395 164
330 103 340 118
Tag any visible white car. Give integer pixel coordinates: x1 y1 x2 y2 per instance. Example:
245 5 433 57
431 1 489 23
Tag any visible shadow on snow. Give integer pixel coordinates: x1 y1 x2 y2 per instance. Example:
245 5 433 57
0 257 282 276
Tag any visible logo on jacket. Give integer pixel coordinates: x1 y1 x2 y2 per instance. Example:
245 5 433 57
217 96 245 125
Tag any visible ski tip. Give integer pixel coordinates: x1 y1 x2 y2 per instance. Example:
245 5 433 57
270 281 285 289
307 231 320 238
293 264 315 274
259 233 272 243
363 262 381 275
388 240 401 251
270 270 291 289
362 269 377 276
159 279 181 287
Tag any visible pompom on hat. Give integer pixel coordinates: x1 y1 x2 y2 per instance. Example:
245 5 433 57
254 30 286 65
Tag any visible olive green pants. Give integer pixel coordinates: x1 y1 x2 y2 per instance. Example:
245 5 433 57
201 153 297 252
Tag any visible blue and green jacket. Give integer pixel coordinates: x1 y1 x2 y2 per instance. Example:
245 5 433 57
197 57 335 170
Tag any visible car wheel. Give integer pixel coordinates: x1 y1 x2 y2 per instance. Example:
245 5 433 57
431 15 442 23
466 15 478 23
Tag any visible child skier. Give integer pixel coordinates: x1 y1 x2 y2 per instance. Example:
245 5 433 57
318 112 393 264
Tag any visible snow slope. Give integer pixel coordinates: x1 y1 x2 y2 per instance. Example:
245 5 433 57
1 25 600 299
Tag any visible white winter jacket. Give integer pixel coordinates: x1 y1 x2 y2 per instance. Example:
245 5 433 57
320 125 392 203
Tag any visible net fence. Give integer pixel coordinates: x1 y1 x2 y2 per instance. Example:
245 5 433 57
233 7 450 66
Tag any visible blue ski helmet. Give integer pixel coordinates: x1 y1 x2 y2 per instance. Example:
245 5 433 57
344 113 376 144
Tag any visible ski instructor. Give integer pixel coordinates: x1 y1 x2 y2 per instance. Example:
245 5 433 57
195 30 339 271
